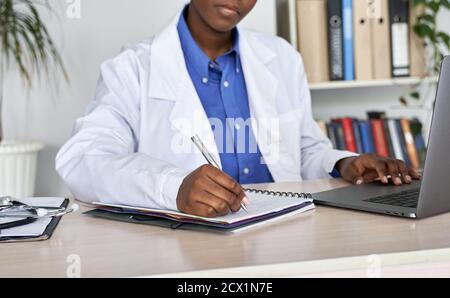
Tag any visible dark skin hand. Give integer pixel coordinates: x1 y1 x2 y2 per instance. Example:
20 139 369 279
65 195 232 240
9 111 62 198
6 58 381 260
177 165 248 218
177 0 257 217
336 154 422 186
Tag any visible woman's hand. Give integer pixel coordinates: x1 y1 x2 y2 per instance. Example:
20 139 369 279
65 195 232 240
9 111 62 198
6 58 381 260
176 165 248 218
336 154 421 185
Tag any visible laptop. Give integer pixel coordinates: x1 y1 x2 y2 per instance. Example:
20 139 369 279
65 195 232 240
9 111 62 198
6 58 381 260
314 56 450 219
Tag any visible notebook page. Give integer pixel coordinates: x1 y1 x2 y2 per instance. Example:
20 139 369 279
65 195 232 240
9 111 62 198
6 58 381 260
94 193 312 225
230 204 315 233
211 192 312 224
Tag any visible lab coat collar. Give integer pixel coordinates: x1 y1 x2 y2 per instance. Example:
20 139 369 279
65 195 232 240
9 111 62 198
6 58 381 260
147 10 276 102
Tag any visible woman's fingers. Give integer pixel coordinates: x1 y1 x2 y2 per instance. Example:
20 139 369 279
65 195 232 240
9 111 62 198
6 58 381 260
206 166 249 207
397 160 413 183
195 191 232 217
365 158 389 184
203 178 242 212
385 159 402 185
339 154 423 187
409 167 422 180
177 165 248 218
206 166 243 196
348 155 419 186
185 201 218 218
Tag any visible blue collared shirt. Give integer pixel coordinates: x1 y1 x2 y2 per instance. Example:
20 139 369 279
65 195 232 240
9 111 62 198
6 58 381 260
177 8 274 184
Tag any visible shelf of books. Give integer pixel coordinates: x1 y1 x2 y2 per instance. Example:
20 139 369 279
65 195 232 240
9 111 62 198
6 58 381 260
309 76 438 91
277 0 432 90
317 112 426 170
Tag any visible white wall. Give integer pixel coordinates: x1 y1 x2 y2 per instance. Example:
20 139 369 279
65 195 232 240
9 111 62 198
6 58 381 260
3 0 277 197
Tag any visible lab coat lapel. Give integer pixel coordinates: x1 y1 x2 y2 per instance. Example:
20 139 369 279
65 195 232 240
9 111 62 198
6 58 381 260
147 13 222 168
239 30 298 181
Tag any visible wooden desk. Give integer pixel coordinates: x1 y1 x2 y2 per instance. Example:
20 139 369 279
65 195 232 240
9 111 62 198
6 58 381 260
1 179 450 278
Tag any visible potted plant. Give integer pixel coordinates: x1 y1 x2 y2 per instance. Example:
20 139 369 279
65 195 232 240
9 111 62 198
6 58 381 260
402 0 450 104
0 0 67 198
412 0 450 75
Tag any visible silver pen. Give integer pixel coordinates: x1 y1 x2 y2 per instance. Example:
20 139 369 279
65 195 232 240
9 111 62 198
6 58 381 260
191 135 249 213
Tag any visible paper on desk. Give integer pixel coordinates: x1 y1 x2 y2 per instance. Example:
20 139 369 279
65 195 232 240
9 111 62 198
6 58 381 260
0 197 65 238
95 192 313 225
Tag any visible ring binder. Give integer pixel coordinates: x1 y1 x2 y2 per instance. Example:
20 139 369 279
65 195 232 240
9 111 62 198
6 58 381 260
243 188 313 199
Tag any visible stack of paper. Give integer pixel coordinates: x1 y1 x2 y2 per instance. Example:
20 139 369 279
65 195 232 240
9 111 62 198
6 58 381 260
93 192 315 232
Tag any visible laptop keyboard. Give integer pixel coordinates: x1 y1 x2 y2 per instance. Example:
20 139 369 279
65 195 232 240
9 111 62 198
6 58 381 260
364 188 420 208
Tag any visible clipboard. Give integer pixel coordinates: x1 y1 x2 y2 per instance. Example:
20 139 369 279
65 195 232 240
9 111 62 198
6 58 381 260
0 199 70 243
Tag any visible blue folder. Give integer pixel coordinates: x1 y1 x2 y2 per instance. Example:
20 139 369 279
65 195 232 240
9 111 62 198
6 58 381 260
342 0 354 81
359 121 375 154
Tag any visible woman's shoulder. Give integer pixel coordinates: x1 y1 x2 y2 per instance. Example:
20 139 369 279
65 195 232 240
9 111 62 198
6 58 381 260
98 38 155 73
119 38 154 61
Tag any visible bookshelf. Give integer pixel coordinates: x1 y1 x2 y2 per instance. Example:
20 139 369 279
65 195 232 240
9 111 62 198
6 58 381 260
277 0 436 92
276 0 440 142
309 76 438 91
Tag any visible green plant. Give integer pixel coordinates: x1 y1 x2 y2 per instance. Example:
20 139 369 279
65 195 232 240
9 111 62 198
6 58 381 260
399 0 449 106
0 0 67 142
412 0 450 74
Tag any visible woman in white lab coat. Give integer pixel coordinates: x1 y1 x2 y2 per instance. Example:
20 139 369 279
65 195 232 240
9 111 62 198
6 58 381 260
56 0 420 218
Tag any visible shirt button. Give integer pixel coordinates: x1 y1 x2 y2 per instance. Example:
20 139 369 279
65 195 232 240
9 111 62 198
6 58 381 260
235 123 241 130
243 168 250 175
202 77 208 84
236 68 240 73
224 81 230 88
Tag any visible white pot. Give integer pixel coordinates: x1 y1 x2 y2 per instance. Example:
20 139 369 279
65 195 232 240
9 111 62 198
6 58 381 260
0 140 45 198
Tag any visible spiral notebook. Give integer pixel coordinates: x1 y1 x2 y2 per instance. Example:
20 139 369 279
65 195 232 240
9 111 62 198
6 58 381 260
88 188 315 232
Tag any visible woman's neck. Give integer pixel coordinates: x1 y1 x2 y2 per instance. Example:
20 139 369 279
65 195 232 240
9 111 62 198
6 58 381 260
186 5 233 61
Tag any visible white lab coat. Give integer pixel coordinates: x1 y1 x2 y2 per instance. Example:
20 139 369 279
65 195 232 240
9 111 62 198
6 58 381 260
56 11 357 211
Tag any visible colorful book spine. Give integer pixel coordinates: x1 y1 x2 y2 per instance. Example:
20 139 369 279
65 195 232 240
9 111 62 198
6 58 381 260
333 120 347 151
415 134 427 168
322 117 426 166
352 119 364 153
327 0 344 80
342 0 355 80
382 119 395 157
326 123 338 149
371 119 390 157
359 120 375 154
341 118 357 152
389 0 411 77
395 119 411 166
388 119 405 161
410 119 426 168
400 118 420 169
